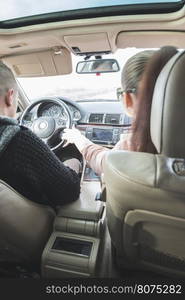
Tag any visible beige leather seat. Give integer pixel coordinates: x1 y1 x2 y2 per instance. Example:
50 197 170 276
103 50 185 278
0 180 55 265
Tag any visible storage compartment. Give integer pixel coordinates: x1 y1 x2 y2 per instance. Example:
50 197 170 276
42 232 100 278
52 237 93 257
64 33 111 54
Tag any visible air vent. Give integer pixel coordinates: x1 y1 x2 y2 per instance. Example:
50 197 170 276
105 114 120 125
89 113 104 124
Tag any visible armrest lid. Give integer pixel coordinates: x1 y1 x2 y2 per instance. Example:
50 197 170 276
57 182 104 221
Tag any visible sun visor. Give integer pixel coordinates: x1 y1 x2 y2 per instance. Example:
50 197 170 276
2 48 72 77
64 33 111 54
116 31 185 49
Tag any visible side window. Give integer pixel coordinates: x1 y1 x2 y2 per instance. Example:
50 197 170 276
17 106 21 113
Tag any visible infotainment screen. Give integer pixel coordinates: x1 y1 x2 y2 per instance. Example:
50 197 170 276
92 128 113 142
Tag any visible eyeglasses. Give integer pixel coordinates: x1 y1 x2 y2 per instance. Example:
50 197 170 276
124 88 136 94
116 87 136 101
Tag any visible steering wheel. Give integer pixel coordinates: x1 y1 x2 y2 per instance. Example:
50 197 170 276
20 98 72 151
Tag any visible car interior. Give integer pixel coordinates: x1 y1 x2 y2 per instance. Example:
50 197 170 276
0 0 185 278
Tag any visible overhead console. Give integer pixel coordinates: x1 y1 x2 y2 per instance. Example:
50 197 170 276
64 33 112 55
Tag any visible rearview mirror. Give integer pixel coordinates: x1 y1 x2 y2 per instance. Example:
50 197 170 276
76 59 120 74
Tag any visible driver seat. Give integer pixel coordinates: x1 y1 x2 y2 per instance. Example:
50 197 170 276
103 50 185 278
0 180 55 266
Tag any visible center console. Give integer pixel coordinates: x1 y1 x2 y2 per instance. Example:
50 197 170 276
85 126 121 145
41 121 127 277
42 179 105 278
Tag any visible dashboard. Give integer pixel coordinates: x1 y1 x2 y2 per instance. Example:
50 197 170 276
25 97 132 147
37 102 81 122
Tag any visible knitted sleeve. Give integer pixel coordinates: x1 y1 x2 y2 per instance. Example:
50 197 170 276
1 127 81 207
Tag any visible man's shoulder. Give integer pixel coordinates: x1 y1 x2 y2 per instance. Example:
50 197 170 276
0 117 22 155
0 116 18 126
0 116 40 144
9 126 50 160
16 125 41 143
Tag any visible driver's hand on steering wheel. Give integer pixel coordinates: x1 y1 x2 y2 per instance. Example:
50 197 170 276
63 128 92 153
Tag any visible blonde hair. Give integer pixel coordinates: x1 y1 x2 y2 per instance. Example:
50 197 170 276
121 50 155 94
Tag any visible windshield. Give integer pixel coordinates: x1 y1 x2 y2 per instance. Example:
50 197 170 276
17 48 150 102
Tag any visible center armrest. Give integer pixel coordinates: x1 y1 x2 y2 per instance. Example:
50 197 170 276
42 181 105 277
57 181 104 221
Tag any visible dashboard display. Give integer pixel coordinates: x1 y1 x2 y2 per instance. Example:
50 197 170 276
41 104 67 119
68 104 81 121
38 103 81 121
92 128 113 142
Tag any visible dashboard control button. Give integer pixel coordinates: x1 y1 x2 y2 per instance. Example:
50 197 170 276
57 119 65 126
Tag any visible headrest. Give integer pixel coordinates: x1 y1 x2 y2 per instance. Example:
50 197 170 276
151 50 185 158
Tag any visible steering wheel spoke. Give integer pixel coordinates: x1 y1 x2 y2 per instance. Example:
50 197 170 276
23 121 33 130
42 137 50 146
54 117 67 131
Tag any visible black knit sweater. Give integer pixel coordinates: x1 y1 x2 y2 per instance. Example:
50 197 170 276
0 117 81 208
